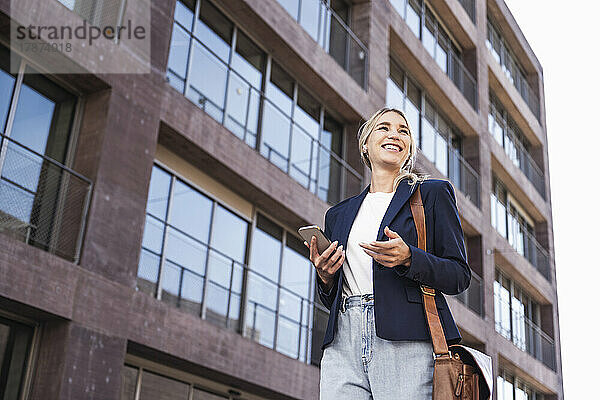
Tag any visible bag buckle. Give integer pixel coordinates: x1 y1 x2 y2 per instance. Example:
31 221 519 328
420 285 435 296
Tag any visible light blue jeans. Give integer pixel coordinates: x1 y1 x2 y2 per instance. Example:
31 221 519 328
319 293 434 400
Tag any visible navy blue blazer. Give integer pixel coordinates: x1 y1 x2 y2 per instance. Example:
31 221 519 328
316 178 471 351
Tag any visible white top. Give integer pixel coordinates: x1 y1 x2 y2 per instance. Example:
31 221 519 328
342 191 395 297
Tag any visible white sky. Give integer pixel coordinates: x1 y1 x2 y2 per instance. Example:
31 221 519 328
502 1 599 397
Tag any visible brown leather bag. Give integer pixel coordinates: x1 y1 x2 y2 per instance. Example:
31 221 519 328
409 184 492 400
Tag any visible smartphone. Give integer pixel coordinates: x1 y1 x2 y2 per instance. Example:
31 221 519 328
298 225 332 254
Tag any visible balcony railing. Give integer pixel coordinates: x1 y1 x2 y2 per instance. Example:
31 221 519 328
458 0 476 23
448 50 478 110
392 0 478 110
487 21 541 121
506 132 546 199
0 133 93 263
448 147 480 208
167 35 363 206
277 0 369 89
496 294 556 371
454 270 483 316
517 223 551 281
137 229 330 366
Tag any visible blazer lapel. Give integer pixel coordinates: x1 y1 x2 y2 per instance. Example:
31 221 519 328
335 178 417 250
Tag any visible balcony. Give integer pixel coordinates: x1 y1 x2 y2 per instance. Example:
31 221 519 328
391 0 478 110
0 133 93 263
276 0 369 90
487 20 541 121
495 289 556 371
454 270 483 316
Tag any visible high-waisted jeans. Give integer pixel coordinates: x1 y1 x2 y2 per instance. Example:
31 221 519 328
319 293 434 400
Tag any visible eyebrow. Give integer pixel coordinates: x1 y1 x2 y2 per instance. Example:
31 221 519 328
376 121 410 132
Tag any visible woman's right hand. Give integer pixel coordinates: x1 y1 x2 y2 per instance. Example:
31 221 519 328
304 236 345 291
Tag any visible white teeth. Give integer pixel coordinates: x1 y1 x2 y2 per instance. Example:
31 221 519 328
383 144 400 151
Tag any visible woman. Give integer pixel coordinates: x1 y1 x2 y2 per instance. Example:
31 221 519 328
304 107 471 399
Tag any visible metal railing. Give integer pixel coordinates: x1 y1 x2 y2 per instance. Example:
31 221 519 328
493 198 551 281
276 0 369 89
137 227 330 366
495 294 556 371
392 0 478 110
166 33 363 205
504 130 546 199
487 21 541 121
457 0 476 23
448 50 478 110
0 133 93 263
454 270 483 316
448 147 480 208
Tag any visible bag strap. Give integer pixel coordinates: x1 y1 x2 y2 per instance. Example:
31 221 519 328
409 184 450 357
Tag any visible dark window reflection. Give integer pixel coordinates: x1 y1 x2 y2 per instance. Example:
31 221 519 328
0 316 35 400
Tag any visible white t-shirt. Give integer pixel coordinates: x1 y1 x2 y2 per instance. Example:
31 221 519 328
342 191 395 297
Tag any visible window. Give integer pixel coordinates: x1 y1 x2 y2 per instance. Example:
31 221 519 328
494 270 554 369
0 44 89 263
497 369 547 400
137 165 323 363
137 164 248 331
245 214 314 361
166 0 354 205
121 361 262 400
0 315 35 400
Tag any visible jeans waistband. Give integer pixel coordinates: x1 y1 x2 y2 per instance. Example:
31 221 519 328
340 293 374 312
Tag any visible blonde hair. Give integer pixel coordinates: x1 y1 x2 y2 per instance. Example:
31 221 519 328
357 106 429 191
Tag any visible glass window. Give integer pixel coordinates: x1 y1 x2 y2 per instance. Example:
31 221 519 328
406 0 422 37
494 271 511 340
204 205 247 329
0 316 35 400
319 114 344 203
278 234 312 360
246 214 282 348
138 370 189 400
120 365 138 400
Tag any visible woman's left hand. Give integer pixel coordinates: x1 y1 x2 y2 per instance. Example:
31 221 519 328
359 226 412 268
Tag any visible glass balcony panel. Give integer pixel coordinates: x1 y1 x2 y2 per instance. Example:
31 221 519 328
167 25 191 81
421 117 435 162
188 40 228 113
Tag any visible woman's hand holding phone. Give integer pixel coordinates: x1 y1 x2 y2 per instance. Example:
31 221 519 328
304 236 345 292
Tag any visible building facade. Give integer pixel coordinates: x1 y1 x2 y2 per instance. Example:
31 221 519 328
0 0 563 399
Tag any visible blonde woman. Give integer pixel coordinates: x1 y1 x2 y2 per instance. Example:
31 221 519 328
304 107 471 399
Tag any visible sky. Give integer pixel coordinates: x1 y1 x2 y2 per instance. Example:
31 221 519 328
502 0 599 397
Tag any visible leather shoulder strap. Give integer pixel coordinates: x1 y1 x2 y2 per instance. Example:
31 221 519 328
409 184 450 356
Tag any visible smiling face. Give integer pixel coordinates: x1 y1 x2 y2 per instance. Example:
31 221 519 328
364 110 412 172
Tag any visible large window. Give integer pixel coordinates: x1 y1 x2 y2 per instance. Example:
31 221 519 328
121 359 269 400
0 315 36 400
387 60 480 207
486 18 540 120
138 164 248 331
165 0 360 205
137 164 328 364
488 93 545 198
390 0 477 109
497 369 547 400
494 270 555 370
0 43 90 263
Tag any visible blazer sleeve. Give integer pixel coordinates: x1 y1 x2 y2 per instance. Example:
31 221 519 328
316 207 341 310
394 180 471 295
